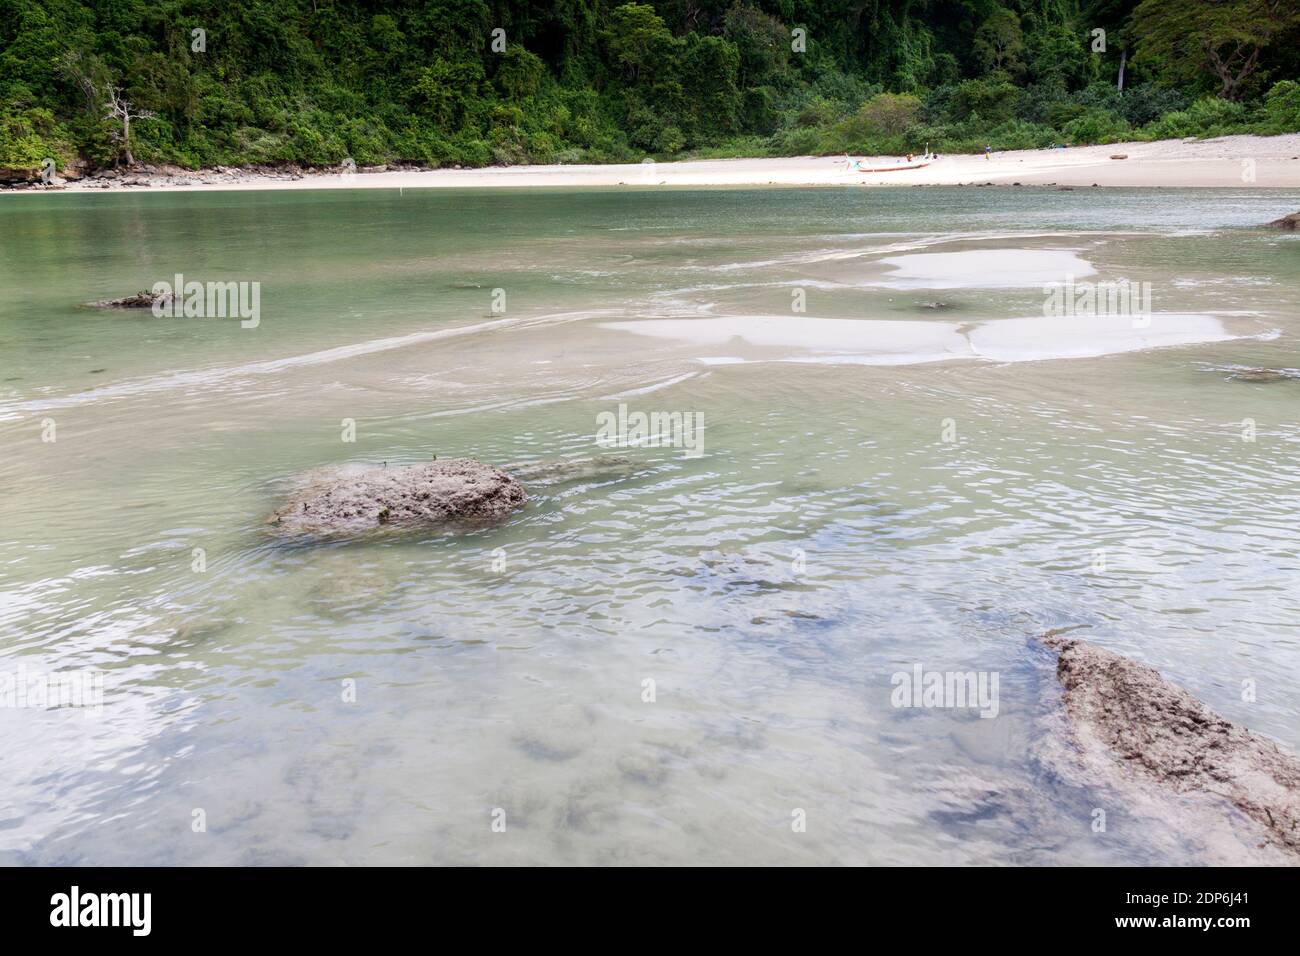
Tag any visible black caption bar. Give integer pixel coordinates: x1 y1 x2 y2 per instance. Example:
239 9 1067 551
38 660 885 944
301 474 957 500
0 867 1286 943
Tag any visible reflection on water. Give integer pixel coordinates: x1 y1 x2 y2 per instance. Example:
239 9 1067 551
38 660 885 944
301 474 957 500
1 187 1298 864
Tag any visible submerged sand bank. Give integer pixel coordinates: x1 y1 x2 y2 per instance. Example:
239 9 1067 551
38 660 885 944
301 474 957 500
13 133 1300 195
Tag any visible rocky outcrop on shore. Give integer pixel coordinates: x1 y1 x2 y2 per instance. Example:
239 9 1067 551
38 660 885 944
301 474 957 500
82 163 310 189
0 159 89 189
268 458 527 536
1042 633 1300 855
0 166 45 184
1265 211 1300 230
1 160 432 191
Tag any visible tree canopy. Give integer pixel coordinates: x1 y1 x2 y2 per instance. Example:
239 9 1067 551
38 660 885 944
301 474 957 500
0 0 1296 171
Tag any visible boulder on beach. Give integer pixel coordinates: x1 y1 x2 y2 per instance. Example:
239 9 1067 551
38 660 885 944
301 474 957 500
269 458 527 536
86 289 173 309
1042 633 1300 854
1264 211 1299 230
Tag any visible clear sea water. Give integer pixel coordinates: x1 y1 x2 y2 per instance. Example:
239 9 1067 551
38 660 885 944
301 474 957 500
1 185 1298 864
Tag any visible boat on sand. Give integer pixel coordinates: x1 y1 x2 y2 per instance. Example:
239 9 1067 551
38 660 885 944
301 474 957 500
845 155 933 173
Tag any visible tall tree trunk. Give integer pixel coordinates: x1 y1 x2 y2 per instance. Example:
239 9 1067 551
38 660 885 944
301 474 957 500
1116 48 1126 93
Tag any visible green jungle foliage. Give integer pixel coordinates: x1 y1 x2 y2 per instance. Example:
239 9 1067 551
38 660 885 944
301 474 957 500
1 0 1297 170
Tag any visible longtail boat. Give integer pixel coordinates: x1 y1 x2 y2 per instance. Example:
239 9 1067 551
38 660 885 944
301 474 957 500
847 160 932 173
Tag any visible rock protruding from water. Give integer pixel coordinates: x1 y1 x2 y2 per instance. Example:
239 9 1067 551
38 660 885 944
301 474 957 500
1230 367 1294 383
87 289 173 309
269 458 526 536
1265 211 1299 230
1043 633 1300 854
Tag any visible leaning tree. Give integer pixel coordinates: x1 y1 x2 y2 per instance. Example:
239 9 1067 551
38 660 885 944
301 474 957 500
1133 0 1300 100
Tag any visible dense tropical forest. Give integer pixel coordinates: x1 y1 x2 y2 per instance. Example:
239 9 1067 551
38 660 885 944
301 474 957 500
1 0 1298 172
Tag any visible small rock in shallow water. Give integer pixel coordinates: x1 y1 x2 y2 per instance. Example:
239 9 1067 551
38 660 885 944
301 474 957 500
268 458 526 536
1229 368 1294 383
1264 211 1299 230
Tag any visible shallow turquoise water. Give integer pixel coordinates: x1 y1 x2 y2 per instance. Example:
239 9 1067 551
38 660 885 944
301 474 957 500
1 186 1298 864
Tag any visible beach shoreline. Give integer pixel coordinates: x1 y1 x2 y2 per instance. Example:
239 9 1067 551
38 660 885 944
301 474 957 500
6 133 1300 195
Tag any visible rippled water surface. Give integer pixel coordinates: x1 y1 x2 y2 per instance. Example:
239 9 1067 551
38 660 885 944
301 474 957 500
1 186 1298 864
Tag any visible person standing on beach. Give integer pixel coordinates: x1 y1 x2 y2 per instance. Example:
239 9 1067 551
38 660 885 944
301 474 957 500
985 145 992 160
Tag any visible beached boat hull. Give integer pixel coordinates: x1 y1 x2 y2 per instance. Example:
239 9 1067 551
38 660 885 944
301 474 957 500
849 161 932 173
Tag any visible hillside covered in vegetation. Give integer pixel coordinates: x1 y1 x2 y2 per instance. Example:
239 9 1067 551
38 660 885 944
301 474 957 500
2 0 1298 172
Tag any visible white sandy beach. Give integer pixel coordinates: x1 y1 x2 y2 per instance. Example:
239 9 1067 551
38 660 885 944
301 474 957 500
25 132 1300 194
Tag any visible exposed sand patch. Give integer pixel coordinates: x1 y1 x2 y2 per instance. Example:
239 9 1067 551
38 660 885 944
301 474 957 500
968 313 1237 361
601 311 1239 366
870 249 1096 289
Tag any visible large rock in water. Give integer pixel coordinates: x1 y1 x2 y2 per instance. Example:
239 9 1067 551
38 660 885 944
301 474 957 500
269 458 526 536
1043 633 1300 854
1264 211 1300 230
